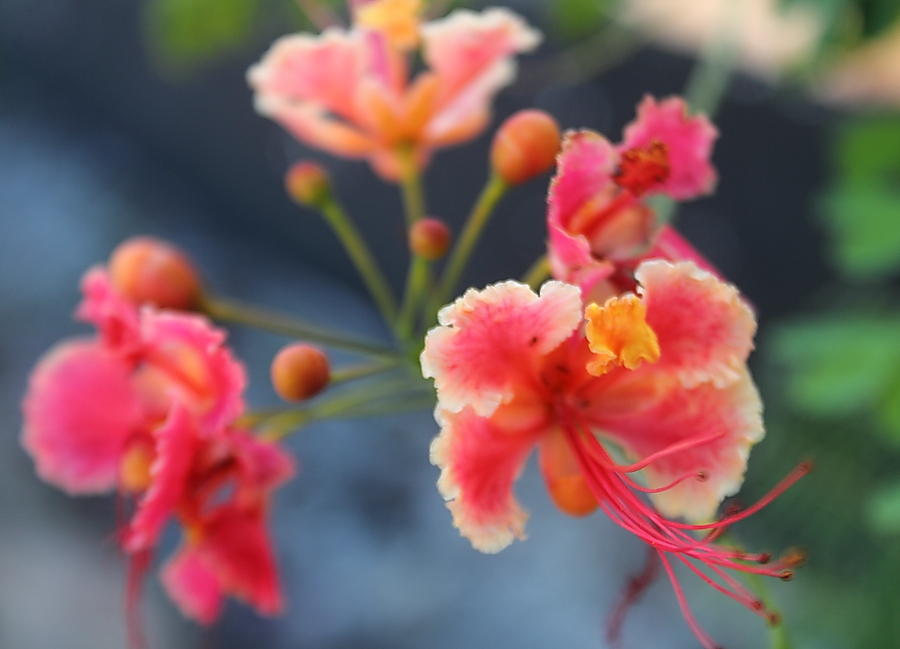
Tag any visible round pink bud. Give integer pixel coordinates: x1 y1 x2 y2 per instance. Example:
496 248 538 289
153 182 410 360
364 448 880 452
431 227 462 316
271 343 330 402
490 110 561 186
285 162 331 207
109 236 202 310
409 217 451 260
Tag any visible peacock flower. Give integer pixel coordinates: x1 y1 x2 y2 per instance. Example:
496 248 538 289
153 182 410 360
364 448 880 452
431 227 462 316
21 268 293 624
246 2 541 180
421 260 806 648
547 96 719 303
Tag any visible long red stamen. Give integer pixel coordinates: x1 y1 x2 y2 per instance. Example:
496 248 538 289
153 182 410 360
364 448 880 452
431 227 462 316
658 552 721 649
560 415 807 649
587 429 725 474
126 549 152 649
605 546 660 649
624 469 707 494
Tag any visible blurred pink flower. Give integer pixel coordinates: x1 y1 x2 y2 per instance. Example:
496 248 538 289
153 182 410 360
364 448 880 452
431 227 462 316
421 260 804 647
247 4 541 180
21 268 293 625
547 96 719 303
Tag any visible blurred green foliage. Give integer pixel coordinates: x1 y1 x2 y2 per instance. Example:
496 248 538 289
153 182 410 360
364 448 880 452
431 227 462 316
819 118 900 279
546 0 616 42
783 0 900 48
761 112 900 647
143 0 263 72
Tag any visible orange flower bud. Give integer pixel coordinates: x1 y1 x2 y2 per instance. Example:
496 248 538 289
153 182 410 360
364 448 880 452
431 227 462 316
271 343 330 402
109 237 202 310
490 109 561 185
409 217 451 260
285 161 331 207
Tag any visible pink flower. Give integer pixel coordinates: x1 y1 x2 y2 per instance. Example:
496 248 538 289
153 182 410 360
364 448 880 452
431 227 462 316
421 260 805 648
247 4 541 180
21 268 294 625
547 96 719 303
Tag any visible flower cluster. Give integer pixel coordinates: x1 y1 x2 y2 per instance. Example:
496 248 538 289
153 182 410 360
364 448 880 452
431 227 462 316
22 246 293 627
19 2 806 648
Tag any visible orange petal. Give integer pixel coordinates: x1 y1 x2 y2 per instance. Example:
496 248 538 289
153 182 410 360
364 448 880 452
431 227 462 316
538 428 598 517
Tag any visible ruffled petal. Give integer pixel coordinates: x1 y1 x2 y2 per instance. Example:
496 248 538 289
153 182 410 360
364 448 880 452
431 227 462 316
547 130 617 235
619 95 718 201
588 369 764 522
636 260 756 389
160 545 224 625
547 219 615 301
430 406 545 553
140 311 247 432
77 267 142 357
125 403 197 552
247 29 368 122
21 339 142 494
421 280 582 417
641 225 721 278
251 98 377 158
191 506 284 616
229 429 296 497
421 8 540 145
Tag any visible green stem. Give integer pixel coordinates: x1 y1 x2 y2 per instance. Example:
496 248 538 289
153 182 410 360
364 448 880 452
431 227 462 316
654 4 737 229
254 376 432 439
398 146 426 226
318 197 399 326
201 294 398 358
396 146 432 342
329 359 403 385
522 255 550 289
437 173 508 305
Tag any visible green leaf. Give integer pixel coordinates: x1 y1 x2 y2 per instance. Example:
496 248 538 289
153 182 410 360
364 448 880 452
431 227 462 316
836 117 900 183
877 379 900 442
866 481 900 534
770 315 900 416
143 0 260 71
820 183 900 280
548 0 615 41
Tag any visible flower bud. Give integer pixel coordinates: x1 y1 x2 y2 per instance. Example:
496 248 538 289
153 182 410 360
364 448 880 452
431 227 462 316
409 217 451 260
285 161 331 207
271 343 330 402
490 109 561 185
109 236 202 310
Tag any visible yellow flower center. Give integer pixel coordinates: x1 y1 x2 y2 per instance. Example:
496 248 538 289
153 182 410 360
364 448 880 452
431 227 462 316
584 295 660 376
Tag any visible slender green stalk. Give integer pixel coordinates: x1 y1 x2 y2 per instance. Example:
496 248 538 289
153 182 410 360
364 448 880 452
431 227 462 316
396 255 431 341
397 146 426 226
396 145 432 342
654 3 737 229
329 359 404 385
201 294 398 358
318 197 399 326
254 376 432 439
437 173 508 304
522 255 550 289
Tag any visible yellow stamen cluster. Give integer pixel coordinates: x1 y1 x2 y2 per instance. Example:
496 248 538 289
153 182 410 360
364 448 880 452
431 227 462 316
355 0 423 51
584 295 660 376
